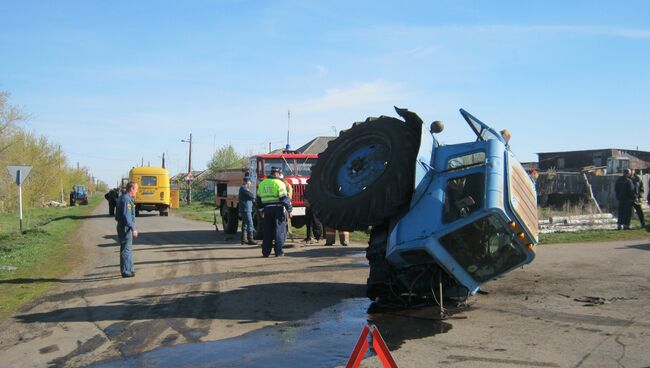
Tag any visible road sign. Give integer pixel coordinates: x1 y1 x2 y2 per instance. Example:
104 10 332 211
185 172 194 181
6 165 32 233
7 165 32 185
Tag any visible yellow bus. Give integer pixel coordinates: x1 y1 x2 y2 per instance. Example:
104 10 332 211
129 166 170 216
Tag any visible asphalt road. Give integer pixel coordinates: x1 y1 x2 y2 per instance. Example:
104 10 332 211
0 201 649 367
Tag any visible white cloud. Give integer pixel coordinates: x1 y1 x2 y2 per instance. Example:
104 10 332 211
294 80 403 113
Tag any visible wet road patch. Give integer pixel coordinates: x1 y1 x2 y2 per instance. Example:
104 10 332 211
91 298 455 367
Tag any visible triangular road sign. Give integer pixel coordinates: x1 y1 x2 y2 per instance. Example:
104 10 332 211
6 165 32 185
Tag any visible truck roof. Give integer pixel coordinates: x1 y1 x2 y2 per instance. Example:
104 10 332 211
257 153 318 159
130 166 170 176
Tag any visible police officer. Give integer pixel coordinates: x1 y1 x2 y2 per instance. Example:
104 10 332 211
256 167 292 257
116 181 139 277
104 188 120 217
239 176 257 245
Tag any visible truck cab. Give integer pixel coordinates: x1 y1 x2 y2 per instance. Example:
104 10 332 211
387 109 538 294
250 152 317 220
213 151 317 235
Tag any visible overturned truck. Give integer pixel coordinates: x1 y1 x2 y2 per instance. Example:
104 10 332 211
306 107 538 308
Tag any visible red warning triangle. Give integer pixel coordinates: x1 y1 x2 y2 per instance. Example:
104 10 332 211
346 324 398 368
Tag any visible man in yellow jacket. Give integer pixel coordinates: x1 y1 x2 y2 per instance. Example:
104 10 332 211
256 167 293 257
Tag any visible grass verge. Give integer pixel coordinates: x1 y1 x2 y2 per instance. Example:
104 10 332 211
0 195 102 318
539 219 650 244
172 202 218 224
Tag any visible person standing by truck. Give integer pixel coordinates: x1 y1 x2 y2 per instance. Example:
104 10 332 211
104 188 120 217
256 167 292 257
615 169 635 230
238 176 257 245
631 170 645 228
116 182 139 277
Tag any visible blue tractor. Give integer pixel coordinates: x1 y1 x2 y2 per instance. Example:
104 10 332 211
69 184 89 206
306 107 538 309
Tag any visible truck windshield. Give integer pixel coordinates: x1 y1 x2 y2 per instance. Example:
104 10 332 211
439 215 527 282
263 158 315 177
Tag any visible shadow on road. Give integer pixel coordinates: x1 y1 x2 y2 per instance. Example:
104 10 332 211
16 282 364 323
0 275 122 284
50 214 112 222
623 242 650 251
101 230 220 246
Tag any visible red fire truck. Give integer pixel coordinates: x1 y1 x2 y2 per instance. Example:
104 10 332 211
213 151 317 237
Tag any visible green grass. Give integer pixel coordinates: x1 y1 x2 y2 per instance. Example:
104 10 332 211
539 219 650 244
0 195 102 318
172 202 218 223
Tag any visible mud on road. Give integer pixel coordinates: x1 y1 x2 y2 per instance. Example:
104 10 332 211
0 201 649 367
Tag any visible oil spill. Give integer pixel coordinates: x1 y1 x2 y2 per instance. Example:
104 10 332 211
90 298 454 368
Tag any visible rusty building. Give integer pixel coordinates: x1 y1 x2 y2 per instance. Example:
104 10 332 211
537 148 650 174
534 149 649 211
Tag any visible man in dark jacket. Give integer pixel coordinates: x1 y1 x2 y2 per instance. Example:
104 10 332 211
116 182 139 277
631 170 645 228
614 169 635 230
239 176 257 245
104 188 120 217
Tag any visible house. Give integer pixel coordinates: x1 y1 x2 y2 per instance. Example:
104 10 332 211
296 136 337 155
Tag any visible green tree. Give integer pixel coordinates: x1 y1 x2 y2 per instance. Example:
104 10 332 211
0 90 27 155
207 144 247 173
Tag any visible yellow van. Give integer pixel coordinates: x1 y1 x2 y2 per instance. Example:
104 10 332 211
129 166 170 216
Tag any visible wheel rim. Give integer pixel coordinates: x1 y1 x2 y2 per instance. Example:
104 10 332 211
333 141 390 197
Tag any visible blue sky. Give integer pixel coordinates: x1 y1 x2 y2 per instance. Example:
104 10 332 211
1 1 649 186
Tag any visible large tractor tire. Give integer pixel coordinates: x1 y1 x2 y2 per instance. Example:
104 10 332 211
306 108 422 231
221 204 239 234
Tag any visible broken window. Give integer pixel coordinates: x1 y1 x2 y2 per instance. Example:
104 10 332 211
439 215 527 282
443 172 485 223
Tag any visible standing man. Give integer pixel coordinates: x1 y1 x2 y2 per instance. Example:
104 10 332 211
256 167 292 257
303 199 323 245
631 170 645 228
116 182 139 277
239 176 257 245
104 188 120 217
614 169 635 230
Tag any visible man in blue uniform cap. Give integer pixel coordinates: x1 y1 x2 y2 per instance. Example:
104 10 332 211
256 166 292 257
115 181 139 277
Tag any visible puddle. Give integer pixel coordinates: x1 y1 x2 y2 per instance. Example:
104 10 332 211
91 298 454 368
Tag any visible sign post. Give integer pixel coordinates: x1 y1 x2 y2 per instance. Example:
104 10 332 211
6 165 32 233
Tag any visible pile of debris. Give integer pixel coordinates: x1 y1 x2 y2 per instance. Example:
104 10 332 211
539 213 617 233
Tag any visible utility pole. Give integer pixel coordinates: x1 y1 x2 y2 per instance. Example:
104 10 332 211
58 145 64 203
162 152 165 168
181 133 193 205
